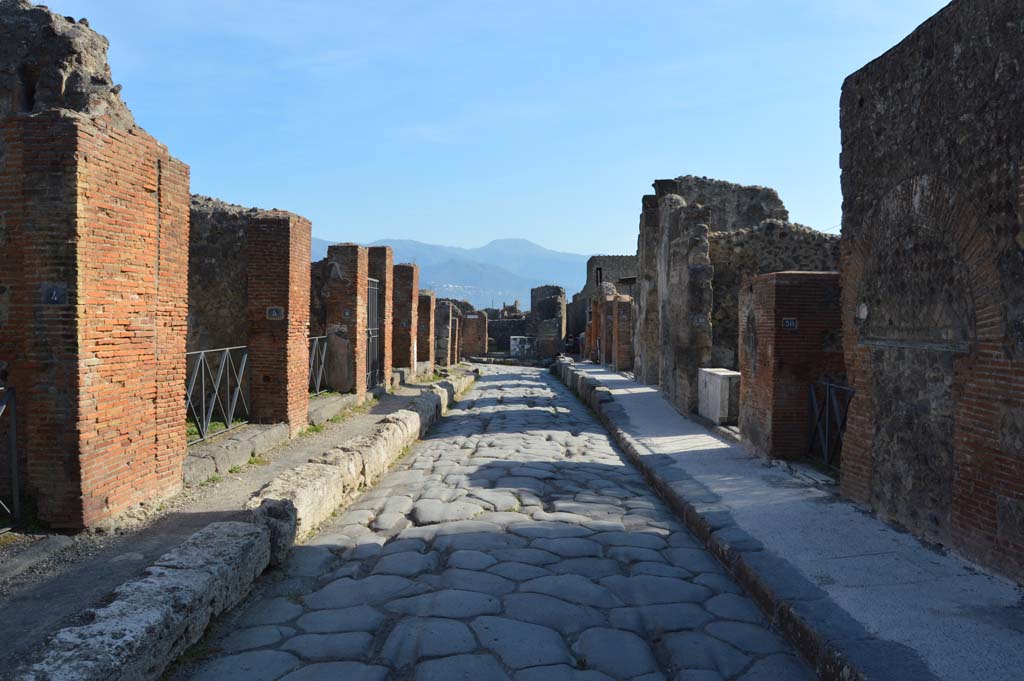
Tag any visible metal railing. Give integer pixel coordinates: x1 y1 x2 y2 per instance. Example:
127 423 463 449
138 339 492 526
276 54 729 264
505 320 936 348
808 380 854 469
309 336 329 395
186 346 249 444
0 387 20 529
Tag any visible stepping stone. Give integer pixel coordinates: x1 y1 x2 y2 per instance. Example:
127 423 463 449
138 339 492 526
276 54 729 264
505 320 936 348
502 593 605 635
448 550 498 570
373 550 439 577
380 618 477 668
191 651 300 681
471 616 573 669
549 557 621 579
385 589 502 617
296 606 385 633
532 537 603 557
705 621 788 654
238 598 303 626
660 632 750 678
304 575 428 609
591 531 667 550
411 498 484 525
572 627 658 679
414 654 510 681
487 561 552 581
609 604 714 635
279 661 389 681
705 593 764 623
520 575 622 608
281 632 373 661
515 666 614 681
600 575 712 605
220 626 294 653
738 654 816 680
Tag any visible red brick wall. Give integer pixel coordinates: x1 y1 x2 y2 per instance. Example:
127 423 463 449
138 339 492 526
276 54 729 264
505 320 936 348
392 264 419 370
612 297 634 372
0 113 190 528
462 312 488 357
368 247 393 388
246 214 310 435
417 292 435 367
739 272 844 460
323 244 368 402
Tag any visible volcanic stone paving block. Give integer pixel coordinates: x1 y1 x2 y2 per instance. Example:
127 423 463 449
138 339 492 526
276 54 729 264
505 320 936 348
180 366 812 681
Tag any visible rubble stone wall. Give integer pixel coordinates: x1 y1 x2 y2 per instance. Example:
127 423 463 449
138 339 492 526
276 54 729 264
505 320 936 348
392 264 419 370
368 247 394 389
461 312 489 357
708 222 840 369
634 195 661 384
839 0 1024 580
310 244 368 401
416 292 435 367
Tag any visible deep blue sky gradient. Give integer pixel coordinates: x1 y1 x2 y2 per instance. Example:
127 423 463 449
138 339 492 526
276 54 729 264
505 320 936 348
59 0 948 254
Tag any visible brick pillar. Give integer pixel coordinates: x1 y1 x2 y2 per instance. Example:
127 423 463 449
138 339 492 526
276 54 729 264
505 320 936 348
392 264 419 371
612 296 634 372
323 244 368 402
368 247 393 388
435 302 453 367
246 214 311 436
0 114 190 528
462 312 488 357
417 292 436 371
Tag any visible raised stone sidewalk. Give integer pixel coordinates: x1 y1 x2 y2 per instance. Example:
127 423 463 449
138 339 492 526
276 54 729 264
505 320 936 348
554 359 1024 681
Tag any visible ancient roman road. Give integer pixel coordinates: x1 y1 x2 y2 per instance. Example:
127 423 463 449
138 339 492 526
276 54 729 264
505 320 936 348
179 366 814 681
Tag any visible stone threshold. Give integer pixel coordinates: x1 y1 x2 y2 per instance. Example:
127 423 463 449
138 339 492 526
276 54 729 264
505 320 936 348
23 372 477 681
552 358 1024 681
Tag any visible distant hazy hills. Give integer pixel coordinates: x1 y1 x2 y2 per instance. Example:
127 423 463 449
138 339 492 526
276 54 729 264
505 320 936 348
310 237 589 310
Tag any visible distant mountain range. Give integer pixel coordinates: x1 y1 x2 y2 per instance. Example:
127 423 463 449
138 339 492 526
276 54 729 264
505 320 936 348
310 237 589 310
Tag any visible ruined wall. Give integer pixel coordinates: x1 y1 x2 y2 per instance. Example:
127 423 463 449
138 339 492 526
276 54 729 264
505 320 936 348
612 296 634 372
187 197 250 351
708 222 839 368
417 292 435 368
739 272 844 460
310 244 368 400
392 264 419 370
653 175 789 232
434 302 454 367
488 318 530 353
368 247 393 388
462 312 488 357
658 197 713 415
634 195 661 384
840 0 1024 580
0 3 193 528
531 285 566 359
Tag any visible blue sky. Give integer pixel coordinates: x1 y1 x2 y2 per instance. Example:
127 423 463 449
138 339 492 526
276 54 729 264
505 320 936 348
60 0 948 255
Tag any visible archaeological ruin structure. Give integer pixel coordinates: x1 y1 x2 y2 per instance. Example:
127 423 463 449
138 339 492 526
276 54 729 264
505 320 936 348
0 3 191 527
567 255 637 341
635 176 839 414
838 0 1024 580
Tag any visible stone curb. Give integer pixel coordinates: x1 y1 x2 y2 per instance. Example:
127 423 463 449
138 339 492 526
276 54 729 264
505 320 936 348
551 358 864 681
23 373 477 681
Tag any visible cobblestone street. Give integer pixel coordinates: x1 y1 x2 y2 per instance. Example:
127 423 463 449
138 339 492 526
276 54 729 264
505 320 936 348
177 366 812 681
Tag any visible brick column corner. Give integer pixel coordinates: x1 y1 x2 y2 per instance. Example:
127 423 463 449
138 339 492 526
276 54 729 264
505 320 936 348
392 263 419 371
368 246 394 388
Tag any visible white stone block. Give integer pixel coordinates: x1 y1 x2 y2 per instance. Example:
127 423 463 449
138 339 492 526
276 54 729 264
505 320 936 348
698 368 741 425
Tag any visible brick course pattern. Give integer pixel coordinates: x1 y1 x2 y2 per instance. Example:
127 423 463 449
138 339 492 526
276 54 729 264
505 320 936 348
417 292 435 368
840 0 1024 581
738 272 844 460
246 214 311 435
368 247 394 389
311 244 369 402
0 113 189 528
392 264 419 370
461 312 488 357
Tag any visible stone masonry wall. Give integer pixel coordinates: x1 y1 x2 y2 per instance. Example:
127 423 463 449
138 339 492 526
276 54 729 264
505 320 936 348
461 311 488 357
368 247 393 389
392 264 419 370
612 296 634 372
739 272 844 460
310 244 368 401
840 0 1024 581
417 292 435 368
708 222 839 369
434 302 454 367
634 194 661 384
655 175 789 232
658 196 714 415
